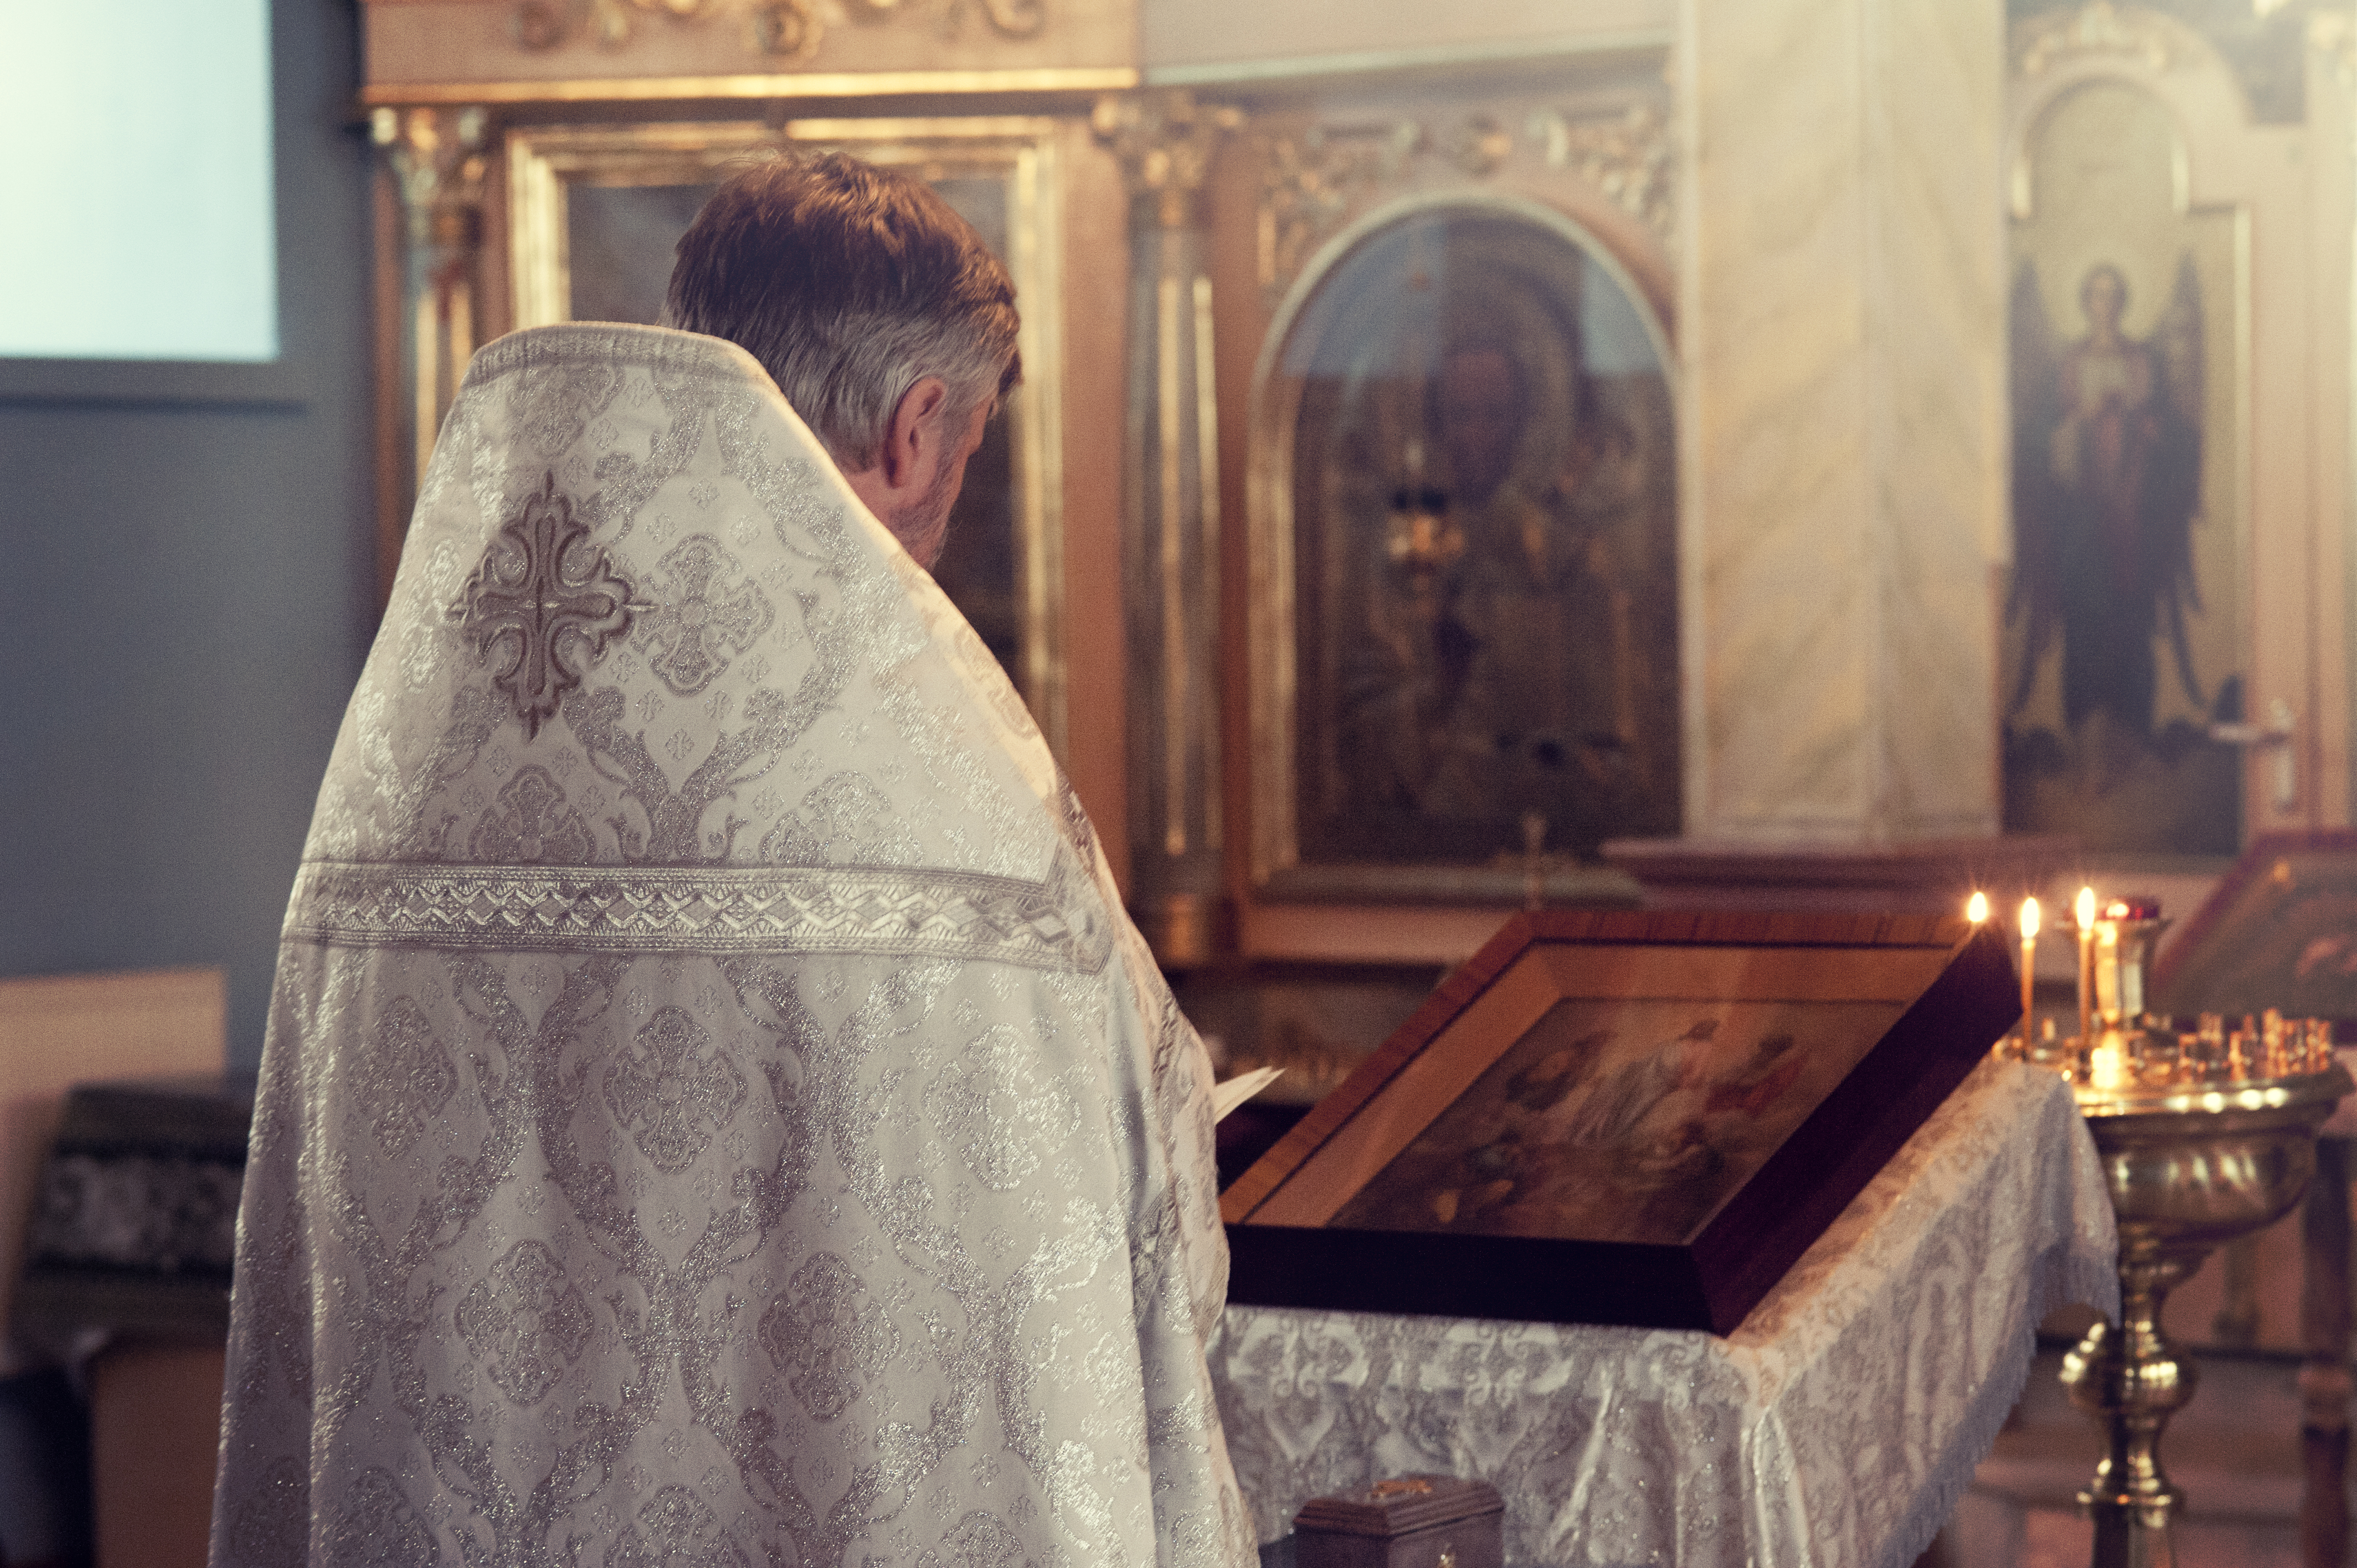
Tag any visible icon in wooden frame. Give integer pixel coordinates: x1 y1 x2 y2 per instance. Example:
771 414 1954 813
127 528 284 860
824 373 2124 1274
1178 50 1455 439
1223 910 2019 1333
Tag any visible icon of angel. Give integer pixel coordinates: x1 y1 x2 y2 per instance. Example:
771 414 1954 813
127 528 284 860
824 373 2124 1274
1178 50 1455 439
2007 255 2206 741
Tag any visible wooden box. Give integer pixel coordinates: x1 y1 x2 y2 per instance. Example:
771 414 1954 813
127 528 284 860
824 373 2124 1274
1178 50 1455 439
1222 911 2018 1334
1293 1476 1505 1568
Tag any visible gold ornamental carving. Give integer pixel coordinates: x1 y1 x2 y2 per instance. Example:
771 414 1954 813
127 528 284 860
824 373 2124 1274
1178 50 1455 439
1257 102 1671 302
507 0 1044 66
2015 0 2174 76
374 105 490 251
1529 104 1672 236
374 106 495 492
1257 120 1424 297
1092 91 1243 231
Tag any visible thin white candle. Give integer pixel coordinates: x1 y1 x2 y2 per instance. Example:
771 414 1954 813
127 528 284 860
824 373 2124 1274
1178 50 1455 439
2075 886 2097 1048
2020 898 2039 1044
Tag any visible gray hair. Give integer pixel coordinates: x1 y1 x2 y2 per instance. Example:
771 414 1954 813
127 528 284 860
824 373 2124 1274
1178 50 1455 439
663 152 1020 468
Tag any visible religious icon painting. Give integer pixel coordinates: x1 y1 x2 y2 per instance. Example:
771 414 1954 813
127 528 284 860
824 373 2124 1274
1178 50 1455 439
2004 78 2247 853
1247 193 1680 898
2153 831 2357 1022
1222 910 2019 1333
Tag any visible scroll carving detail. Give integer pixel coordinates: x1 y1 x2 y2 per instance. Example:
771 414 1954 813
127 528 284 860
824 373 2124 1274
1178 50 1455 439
2015 0 2175 76
1092 91 1244 231
1257 102 1672 303
1530 104 1672 236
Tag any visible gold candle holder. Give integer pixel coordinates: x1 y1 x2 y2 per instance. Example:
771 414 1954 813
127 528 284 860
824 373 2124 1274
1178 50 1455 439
2064 1062 2351 1565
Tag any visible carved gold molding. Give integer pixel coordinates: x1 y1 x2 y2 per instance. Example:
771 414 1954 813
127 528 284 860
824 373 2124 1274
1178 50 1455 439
373 106 492 486
2015 0 2174 77
1255 101 1671 303
362 68 1136 106
374 105 490 251
1090 90 1243 231
1257 121 1422 296
1531 103 1671 234
506 0 1043 66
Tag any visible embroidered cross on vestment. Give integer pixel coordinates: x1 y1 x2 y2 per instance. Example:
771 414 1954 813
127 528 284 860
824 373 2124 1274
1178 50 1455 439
458 473 637 738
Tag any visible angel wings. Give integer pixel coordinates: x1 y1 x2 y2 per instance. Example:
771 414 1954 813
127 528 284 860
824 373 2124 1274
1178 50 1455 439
2007 253 2206 737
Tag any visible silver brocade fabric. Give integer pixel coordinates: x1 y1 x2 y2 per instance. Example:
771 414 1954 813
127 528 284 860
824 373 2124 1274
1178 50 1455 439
1211 1062 2119 1568
210 324 1255 1568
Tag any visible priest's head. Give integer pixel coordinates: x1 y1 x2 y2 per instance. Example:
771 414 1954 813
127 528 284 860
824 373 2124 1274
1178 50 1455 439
663 151 1021 568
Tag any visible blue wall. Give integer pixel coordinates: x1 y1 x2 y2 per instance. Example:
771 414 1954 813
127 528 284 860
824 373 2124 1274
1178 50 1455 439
0 0 374 1071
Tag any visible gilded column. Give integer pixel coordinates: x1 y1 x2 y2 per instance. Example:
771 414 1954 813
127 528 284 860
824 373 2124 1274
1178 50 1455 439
374 105 491 529
1093 91 1238 967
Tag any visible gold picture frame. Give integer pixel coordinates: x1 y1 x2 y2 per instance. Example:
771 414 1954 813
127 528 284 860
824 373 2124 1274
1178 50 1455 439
503 116 1072 760
1245 189 1681 900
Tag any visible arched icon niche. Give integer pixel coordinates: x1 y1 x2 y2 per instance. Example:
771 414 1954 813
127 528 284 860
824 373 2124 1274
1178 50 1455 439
1250 193 1680 890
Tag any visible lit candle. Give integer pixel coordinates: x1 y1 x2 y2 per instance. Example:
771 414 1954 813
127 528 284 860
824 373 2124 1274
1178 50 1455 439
1967 891 1989 924
2019 898 2040 1044
2090 1030 2126 1092
2095 915 2122 1025
2075 885 2097 1049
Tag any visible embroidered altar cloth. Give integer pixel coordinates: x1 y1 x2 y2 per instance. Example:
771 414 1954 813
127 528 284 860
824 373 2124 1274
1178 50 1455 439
1210 1060 2116 1568
211 324 1253 1568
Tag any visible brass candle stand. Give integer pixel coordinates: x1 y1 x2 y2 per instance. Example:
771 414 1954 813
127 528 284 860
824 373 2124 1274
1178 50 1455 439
2000 893 2350 1566
2062 1064 2348 1567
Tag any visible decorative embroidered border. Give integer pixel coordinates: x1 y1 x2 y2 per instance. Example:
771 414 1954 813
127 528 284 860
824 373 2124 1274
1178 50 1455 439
285 860 1108 972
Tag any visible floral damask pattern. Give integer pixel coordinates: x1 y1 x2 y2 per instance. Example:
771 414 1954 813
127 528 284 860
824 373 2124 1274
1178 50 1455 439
919 1510 1030 1568
603 1487 748 1568
634 535 774 695
361 996 458 1158
466 765 597 863
756 1250 899 1422
926 1024 1047 1193
219 1455 308 1568
455 1239 596 1406
323 1468 442 1566
603 1006 747 1172
511 358 620 458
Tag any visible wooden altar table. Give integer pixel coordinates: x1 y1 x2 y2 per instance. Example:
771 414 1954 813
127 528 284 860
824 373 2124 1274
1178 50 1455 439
1209 1059 2117 1568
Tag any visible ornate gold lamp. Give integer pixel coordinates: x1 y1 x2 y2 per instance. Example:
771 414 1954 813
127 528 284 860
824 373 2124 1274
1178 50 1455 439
2004 891 2352 1567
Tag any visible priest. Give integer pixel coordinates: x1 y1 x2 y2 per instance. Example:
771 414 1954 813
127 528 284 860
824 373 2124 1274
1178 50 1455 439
210 153 1254 1568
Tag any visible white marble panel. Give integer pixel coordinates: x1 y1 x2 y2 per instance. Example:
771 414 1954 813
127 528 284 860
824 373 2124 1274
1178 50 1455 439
1683 0 2004 842
1869 0 2005 838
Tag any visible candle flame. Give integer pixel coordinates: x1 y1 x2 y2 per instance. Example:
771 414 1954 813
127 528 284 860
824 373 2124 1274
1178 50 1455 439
2076 886 2097 930
2020 897 2040 940
1967 891 1989 924
2090 1036 2126 1091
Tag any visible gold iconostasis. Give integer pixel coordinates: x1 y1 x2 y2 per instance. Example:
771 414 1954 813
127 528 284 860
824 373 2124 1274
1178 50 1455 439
363 0 2357 976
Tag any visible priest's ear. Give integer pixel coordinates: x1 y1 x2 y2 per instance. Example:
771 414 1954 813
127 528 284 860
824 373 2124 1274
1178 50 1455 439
874 377 953 493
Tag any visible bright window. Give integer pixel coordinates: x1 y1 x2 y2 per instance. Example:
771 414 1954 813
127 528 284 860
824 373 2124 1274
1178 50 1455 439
1 0 279 362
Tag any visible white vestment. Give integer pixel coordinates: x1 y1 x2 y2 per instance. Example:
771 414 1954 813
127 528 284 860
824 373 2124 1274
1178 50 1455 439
210 324 1254 1568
